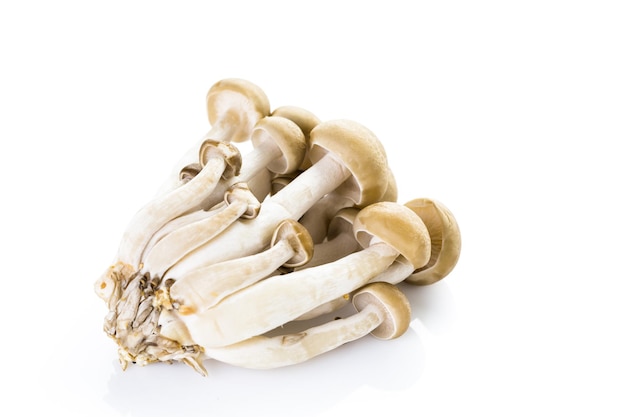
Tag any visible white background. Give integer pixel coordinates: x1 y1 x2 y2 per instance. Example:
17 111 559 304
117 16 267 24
1 1 625 416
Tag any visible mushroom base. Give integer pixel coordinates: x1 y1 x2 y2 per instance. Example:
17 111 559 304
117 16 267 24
100 262 207 375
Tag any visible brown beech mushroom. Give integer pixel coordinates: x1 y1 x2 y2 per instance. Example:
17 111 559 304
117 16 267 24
271 105 321 170
403 198 462 285
205 78 271 143
369 198 461 286
172 201 430 348
163 119 390 278
201 282 411 369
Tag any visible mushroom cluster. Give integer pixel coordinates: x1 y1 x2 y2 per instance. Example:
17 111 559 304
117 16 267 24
95 78 461 375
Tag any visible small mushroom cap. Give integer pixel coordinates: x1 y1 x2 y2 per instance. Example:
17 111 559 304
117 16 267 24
326 207 359 241
271 219 314 268
353 202 431 270
251 116 307 175
352 282 411 340
224 183 261 219
403 198 461 285
198 139 242 179
178 162 202 183
308 120 389 208
271 105 321 171
206 78 271 143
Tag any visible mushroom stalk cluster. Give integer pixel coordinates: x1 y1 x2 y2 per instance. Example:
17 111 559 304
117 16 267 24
95 78 462 375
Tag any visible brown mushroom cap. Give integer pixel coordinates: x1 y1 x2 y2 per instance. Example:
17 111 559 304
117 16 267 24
224 183 261 219
206 78 271 143
271 106 321 171
198 139 242 179
381 168 398 202
326 207 359 241
352 282 411 340
352 201 431 270
270 219 314 268
308 120 389 208
403 198 461 285
250 116 307 175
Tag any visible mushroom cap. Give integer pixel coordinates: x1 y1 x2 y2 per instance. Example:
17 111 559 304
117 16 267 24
271 105 320 143
271 105 321 171
403 198 461 285
271 219 314 268
206 78 271 143
308 120 389 208
326 207 359 241
270 171 301 195
198 139 242 179
224 183 261 219
251 116 307 175
352 282 411 340
381 167 398 202
178 162 202 183
352 201 431 270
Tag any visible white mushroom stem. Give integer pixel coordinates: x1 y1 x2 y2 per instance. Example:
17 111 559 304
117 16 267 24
140 183 260 278
115 140 241 268
177 240 400 348
298 193 353 243
203 303 386 369
270 152 352 220
166 220 312 315
241 165 272 204
172 202 430 345
140 205 223 260
202 282 411 369
163 152 352 278
370 259 416 284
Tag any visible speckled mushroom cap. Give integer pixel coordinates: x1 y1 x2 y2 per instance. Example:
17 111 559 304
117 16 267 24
403 198 461 285
270 219 314 268
206 78 271 143
271 105 320 144
271 106 321 170
352 282 411 340
308 120 389 208
352 201 431 270
198 139 242 179
381 168 398 202
251 116 307 175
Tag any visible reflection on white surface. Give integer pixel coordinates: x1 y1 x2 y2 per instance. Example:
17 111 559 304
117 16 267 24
36 281 456 417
